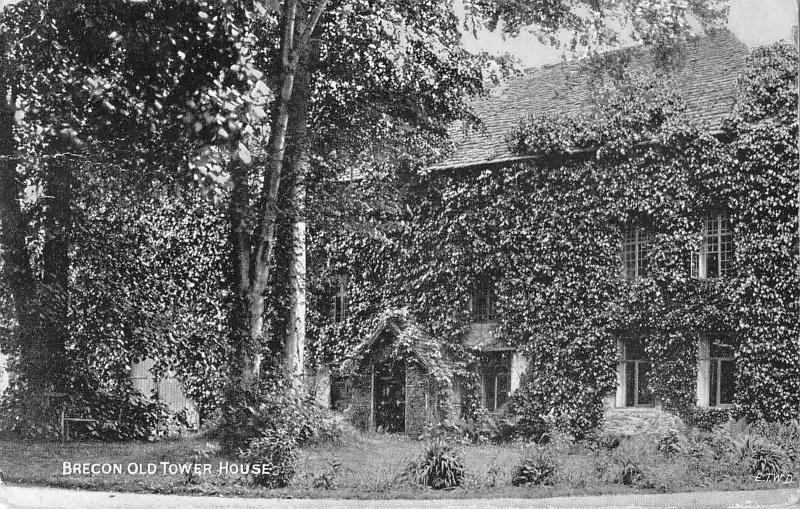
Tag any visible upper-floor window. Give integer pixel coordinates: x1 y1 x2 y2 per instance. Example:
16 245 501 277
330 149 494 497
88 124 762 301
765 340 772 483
333 274 348 323
471 279 496 323
623 228 653 279
708 338 735 407
692 213 733 279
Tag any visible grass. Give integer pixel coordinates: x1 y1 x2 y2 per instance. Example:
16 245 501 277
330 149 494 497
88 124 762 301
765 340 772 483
0 432 793 499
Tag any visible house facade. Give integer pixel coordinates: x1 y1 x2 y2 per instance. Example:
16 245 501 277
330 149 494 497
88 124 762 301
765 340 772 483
323 31 797 434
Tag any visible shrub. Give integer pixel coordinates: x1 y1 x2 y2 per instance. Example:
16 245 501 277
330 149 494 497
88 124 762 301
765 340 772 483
0 381 171 441
688 407 733 432
184 442 221 485
239 428 298 488
511 444 558 486
311 459 344 489
214 375 332 487
404 439 466 489
751 419 800 465
590 430 624 451
657 429 686 457
750 445 788 477
601 437 655 487
730 432 789 477
421 412 519 444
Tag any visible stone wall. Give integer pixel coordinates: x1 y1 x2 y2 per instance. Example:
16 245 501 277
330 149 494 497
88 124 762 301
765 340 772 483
602 402 685 436
405 366 434 436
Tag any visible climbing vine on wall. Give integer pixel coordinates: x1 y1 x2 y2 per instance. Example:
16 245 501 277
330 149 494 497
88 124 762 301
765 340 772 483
308 44 799 435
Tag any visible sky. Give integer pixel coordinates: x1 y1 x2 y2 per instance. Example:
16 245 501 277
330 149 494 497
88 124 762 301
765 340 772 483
459 0 798 67
0 0 795 67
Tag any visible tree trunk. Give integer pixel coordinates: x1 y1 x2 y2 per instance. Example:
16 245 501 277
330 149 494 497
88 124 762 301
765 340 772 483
0 35 42 389
226 0 328 389
282 43 313 390
40 148 72 390
228 160 261 387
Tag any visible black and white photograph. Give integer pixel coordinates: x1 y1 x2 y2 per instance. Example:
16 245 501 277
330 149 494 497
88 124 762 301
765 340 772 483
0 0 798 507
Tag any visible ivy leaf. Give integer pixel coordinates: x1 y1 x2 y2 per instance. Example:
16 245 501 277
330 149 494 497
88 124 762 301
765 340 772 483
237 142 252 165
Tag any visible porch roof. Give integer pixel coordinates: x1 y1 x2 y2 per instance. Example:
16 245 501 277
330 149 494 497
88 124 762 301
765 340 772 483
344 314 453 377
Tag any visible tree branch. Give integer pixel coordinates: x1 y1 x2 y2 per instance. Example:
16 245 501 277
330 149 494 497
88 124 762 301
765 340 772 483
299 0 330 48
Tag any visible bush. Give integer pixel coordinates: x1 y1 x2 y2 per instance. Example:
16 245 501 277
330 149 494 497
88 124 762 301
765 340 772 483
420 412 519 444
214 376 331 487
657 429 685 457
0 380 171 441
511 445 558 486
311 459 344 489
238 428 299 488
688 407 733 431
751 419 800 465
589 430 624 451
730 432 789 477
404 439 466 489
601 436 655 487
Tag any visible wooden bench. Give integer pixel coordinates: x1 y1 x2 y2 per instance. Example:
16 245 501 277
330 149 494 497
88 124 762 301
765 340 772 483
41 391 124 441
62 408 125 441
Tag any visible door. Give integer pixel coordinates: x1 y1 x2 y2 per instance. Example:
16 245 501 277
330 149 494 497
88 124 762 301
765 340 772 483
373 361 406 433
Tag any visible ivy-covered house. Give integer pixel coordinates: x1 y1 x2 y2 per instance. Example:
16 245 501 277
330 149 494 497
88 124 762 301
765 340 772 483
321 30 799 435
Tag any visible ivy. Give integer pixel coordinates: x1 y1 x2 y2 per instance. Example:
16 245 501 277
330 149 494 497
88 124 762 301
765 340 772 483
311 44 799 435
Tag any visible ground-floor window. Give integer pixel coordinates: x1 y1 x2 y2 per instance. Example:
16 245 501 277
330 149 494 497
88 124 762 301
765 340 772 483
618 338 654 408
708 338 735 407
480 351 511 412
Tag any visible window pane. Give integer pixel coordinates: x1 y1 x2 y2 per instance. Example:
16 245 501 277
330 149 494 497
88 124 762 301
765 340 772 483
625 361 635 407
483 376 496 411
720 231 733 277
472 280 495 322
710 339 734 358
639 244 650 278
481 352 510 411
709 361 718 407
719 360 735 405
637 362 653 406
334 298 343 322
706 252 719 278
496 373 510 409
624 339 646 360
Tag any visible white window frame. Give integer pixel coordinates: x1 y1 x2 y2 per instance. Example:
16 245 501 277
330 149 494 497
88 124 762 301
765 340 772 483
696 336 735 407
691 213 733 279
622 228 653 280
615 338 655 408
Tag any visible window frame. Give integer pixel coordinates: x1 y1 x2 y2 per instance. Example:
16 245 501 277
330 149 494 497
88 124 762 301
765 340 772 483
708 338 735 407
471 278 497 323
617 338 655 408
333 274 349 323
622 228 653 280
479 350 511 412
692 213 733 279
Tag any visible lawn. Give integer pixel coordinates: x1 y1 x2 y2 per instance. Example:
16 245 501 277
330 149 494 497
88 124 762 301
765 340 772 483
0 432 794 499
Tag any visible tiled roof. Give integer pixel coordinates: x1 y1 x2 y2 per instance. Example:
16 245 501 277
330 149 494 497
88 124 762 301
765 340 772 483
431 30 749 171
